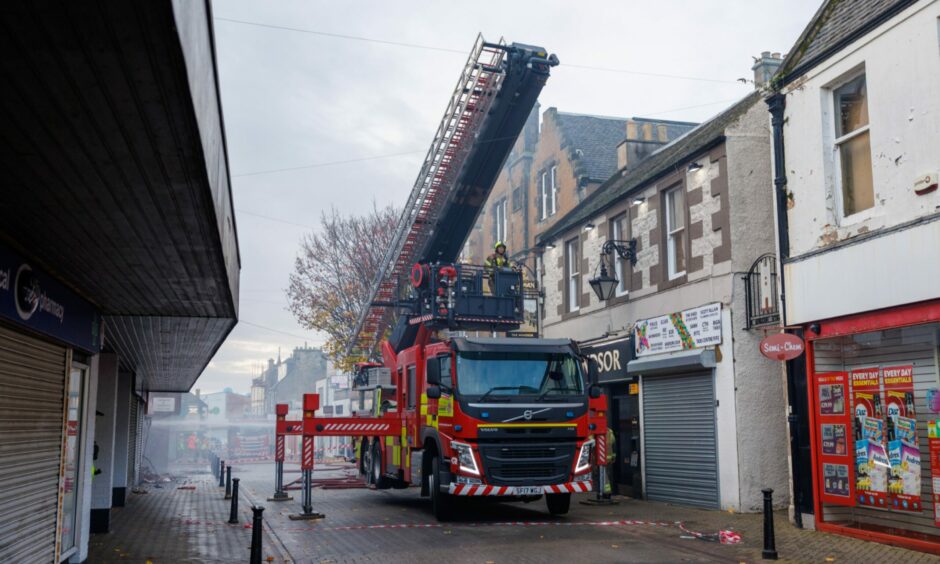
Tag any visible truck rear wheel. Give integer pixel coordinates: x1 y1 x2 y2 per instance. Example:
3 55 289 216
546 492 571 515
370 439 391 489
430 456 453 521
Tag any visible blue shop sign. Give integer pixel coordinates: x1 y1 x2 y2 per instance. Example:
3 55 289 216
0 245 102 352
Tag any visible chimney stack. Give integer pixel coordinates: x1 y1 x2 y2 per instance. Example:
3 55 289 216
752 51 784 89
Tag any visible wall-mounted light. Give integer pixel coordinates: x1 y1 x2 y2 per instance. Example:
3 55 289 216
545 242 556 250
631 196 645 206
583 223 595 232
688 162 703 172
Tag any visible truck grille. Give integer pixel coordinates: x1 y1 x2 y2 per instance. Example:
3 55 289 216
479 442 575 486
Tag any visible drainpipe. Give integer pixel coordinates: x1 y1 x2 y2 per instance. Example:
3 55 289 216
767 92 804 529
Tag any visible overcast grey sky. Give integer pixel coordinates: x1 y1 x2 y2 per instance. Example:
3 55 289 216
194 0 821 394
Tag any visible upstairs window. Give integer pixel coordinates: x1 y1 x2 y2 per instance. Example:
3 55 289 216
493 199 507 243
540 166 558 219
833 73 873 217
664 186 687 279
610 213 629 295
565 237 580 312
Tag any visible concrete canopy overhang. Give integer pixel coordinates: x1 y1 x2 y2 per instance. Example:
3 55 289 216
0 1 239 392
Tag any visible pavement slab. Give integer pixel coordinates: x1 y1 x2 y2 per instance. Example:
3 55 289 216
89 461 940 563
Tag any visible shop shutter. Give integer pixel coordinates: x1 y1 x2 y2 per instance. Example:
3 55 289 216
642 370 719 509
0 324 67 563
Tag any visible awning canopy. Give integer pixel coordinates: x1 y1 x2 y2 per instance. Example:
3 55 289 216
627 348 717 377
0 2 239 392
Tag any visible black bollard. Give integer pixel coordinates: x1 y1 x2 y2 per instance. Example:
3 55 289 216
762 488 778 560
249 506 265 564
225 465 232 499
219 459 225 487
228 478 240 524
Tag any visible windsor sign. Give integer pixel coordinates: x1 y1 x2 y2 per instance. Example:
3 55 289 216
759 333 805 361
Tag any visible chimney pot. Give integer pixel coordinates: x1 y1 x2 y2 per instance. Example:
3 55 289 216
761 51 771 58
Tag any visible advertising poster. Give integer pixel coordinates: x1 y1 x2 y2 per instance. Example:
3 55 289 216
883 365 920 512
928 422 940 526
851 367 888 507
634 303 722 357
823 463 851 498
821 424 848 456
815 372 854 506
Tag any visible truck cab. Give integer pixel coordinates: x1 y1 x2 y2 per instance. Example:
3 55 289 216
356 334 601 519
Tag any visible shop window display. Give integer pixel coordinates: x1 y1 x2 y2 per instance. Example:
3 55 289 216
812 323 940 538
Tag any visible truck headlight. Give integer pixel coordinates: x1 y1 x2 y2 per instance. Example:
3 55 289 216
575 440 594 474
451 441 480 476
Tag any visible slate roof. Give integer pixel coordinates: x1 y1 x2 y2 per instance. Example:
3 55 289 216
777 0 918 84
553 112 630 181
537 91 762 245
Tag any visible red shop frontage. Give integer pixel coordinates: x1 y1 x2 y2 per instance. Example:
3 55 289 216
806 299 940 554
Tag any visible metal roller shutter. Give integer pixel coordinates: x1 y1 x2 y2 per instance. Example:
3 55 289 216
0 324 67 563
642 371 719 509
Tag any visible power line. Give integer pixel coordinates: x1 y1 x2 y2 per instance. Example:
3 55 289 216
214 16 742 85
214 17 465 54
239 319 323 342
236 209 317 229
232 149 425 178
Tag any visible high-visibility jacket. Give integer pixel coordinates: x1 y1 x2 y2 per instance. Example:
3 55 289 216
484 253 509 269
606 428 616 465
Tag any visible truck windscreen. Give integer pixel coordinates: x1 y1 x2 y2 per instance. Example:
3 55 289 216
455 351 584 399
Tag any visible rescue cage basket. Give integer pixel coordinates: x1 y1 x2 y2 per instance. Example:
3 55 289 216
411 263 524 329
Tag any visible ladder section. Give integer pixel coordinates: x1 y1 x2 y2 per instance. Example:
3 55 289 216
352 35 507 360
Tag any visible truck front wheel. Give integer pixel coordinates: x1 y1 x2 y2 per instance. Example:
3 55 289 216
370 440 391 489
546 492 571 515
430 456 453 521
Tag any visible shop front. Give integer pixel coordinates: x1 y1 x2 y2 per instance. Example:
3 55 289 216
580 335 639 497
0 244 102 562
628 302 724 510
806 300 940 554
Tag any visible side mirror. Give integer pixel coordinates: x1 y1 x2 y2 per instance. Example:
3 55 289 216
589 385 602 399
426 385 442 400
586 356 599 385
426 357 441 386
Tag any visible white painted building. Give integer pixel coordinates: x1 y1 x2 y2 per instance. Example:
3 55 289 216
768 0 940 550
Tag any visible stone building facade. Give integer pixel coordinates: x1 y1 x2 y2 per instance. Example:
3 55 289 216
463 104 696 278
537 91 789 513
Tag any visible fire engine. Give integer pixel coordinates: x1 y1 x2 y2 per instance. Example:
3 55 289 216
290 36 608 520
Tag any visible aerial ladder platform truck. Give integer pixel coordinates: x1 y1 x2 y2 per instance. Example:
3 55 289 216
291 35 609 520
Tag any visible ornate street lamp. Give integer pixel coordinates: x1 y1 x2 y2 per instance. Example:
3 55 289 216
588 239 638 302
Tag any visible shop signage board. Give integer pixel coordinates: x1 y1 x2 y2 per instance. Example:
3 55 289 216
581 337 633 384
814 372 854 506
759 333 804 361
634 302 721 357
883 365 920 512
0 244 102 352
851 367 889 508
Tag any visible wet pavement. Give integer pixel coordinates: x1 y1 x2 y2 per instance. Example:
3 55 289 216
89 460 940 563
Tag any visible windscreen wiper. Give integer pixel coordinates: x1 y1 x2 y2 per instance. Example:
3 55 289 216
477 386 520 402
536 387 580 402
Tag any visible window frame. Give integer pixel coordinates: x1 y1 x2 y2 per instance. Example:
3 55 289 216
540 167 558 220
664 185 687 280
565 237 580 313
609 212 630 296
828 68 875 223
493 198 507 243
